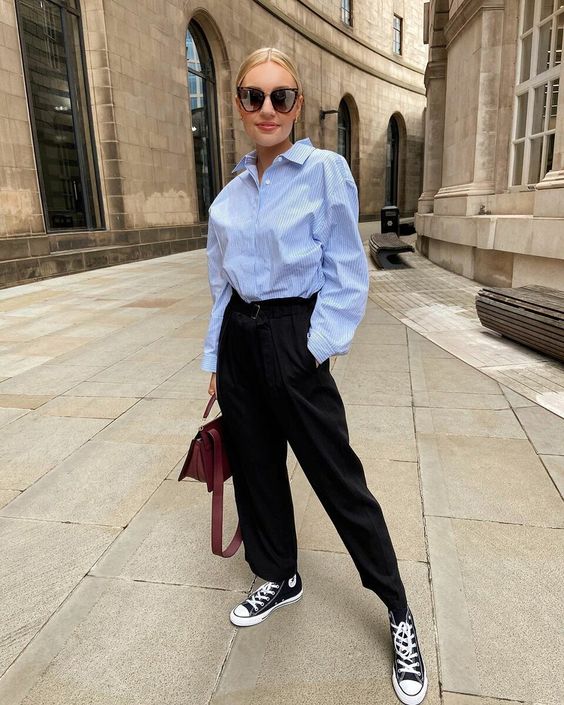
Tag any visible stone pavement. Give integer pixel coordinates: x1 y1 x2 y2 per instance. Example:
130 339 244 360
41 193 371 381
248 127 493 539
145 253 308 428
0 249 562 705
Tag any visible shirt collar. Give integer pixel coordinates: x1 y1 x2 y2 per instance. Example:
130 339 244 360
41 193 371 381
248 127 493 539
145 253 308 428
231 137 315 174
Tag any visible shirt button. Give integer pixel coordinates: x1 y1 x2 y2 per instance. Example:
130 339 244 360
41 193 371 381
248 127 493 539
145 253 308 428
265 179 271 185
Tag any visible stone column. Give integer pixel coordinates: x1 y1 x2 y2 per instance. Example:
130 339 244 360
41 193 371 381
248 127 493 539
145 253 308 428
418 59 447 213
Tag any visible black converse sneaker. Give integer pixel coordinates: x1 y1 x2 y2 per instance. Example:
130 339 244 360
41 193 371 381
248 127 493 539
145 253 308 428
230 573 303 627
389 607 428 705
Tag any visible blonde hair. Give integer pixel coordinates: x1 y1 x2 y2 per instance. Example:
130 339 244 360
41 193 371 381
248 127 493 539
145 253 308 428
235 47 303 95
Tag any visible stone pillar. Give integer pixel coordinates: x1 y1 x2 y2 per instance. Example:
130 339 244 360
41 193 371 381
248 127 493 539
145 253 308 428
434 0 505 214
418 59 447 213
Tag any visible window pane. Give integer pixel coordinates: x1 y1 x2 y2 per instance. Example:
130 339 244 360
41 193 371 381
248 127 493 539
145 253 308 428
186 29 202 73
532 83 548 133
523 0 535 32
537 20 553 72
516 92 528 138
556 12 563 66
512 141 525 185
520 32 532 82
546 133 555 173
541 0 554 20
549 78 559 129
528 136 543 183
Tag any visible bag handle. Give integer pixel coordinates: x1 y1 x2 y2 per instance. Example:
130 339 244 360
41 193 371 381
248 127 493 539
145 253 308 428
208 427 242 558
203 393 217 419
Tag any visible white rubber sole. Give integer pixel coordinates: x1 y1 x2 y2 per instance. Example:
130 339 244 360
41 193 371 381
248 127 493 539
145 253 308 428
392 671 428 705
229 589 303 627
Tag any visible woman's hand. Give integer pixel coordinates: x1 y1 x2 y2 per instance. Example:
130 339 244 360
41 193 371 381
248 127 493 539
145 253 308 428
208 373 217 396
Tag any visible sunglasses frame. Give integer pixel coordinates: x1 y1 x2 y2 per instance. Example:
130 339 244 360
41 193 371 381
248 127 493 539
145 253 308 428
236 86 299 114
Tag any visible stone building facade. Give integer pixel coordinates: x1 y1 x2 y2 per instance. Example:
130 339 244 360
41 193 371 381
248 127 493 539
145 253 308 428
417 0 564 288
0 0 427 288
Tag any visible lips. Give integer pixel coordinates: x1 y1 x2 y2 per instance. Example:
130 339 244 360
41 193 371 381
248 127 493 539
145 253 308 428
257 123 278 129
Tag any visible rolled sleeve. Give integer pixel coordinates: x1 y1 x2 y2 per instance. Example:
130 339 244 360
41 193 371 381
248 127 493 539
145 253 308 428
307 157 369 363
202 219 232 373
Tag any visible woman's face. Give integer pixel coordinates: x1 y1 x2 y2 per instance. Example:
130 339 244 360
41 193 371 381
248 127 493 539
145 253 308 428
236 61 303 150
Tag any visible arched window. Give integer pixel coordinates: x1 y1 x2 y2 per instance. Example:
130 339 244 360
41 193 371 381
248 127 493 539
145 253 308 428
385 116 400 207
337 100 351 165
186 21 221 221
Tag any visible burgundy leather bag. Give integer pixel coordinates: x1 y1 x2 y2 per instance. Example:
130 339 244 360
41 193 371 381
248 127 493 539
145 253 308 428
178 394 242 558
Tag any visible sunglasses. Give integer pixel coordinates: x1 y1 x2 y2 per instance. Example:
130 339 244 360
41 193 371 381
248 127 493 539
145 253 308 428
236 87 299 113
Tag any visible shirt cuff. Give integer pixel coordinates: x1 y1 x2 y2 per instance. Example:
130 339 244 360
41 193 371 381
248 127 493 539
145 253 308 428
201 353 217 373
307 329 334 365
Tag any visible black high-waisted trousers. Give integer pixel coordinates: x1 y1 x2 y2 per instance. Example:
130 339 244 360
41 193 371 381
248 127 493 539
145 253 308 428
216 290 407 611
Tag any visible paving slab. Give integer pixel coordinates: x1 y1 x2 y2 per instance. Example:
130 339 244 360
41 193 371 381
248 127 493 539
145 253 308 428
418 434 564 526
95 397 209 445
415 407 526 439
0 414 111 490
0 490 19 509
91 479 251 591
347 405 417 462
211 551 439 705
0 364 103 395
0 406 28 428
513 406 564 455
442 693 528 705
346 343 409 372
298 460 426 562
540 455 564 497
0 394 53 409
353 324 407 345
63 379 161 397
34 395 140 418
412 390 509 410
0 441 185 526
0 518 119 679
500 384 536 408
412 357 501 395
0 577 237 705
427 516 564 704
147 357 211 399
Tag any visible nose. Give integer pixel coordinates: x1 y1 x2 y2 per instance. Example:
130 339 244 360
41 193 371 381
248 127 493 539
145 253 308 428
259 94 276 116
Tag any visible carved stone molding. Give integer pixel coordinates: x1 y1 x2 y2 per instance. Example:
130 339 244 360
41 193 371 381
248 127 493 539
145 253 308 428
536 169 564 190
443 0 505 47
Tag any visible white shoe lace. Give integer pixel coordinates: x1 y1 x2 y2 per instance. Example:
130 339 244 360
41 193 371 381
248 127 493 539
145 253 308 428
246 581 280 612
391 619 422 678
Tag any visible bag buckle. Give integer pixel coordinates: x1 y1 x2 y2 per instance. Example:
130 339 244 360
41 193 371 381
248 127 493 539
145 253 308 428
251 303 261 319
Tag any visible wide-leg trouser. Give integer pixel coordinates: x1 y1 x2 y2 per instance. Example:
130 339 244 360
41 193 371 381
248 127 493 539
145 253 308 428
216 291 407 611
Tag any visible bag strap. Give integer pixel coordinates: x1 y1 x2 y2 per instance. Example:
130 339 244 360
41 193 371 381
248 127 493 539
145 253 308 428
203 394 217 419
209 427 242 558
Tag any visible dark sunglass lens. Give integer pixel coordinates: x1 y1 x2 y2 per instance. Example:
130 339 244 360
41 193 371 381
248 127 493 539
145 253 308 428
271 89 295 113
238 88 262 112
247 89 264 111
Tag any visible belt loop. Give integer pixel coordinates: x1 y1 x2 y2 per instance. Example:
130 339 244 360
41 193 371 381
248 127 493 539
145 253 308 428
251 303 261 319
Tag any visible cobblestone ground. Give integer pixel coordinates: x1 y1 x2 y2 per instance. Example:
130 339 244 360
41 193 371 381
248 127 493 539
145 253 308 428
0 249 562 705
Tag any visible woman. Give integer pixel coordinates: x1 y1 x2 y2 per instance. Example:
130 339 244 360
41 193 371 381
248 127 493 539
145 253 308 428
201 47 427 705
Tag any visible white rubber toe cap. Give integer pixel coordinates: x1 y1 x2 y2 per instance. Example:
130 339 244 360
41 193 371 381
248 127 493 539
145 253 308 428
399 681 423 696
232 604 251 618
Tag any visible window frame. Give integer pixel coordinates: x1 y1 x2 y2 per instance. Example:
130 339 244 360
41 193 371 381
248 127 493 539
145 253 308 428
509 0 562 188
15 0 105 232
393 14 403 56
341 0 352 27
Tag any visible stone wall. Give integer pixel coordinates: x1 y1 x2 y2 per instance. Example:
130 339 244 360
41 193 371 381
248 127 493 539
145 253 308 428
417 0 564 289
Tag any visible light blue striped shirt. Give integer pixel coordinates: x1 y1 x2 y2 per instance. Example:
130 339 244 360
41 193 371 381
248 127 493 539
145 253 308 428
201 137 369 373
